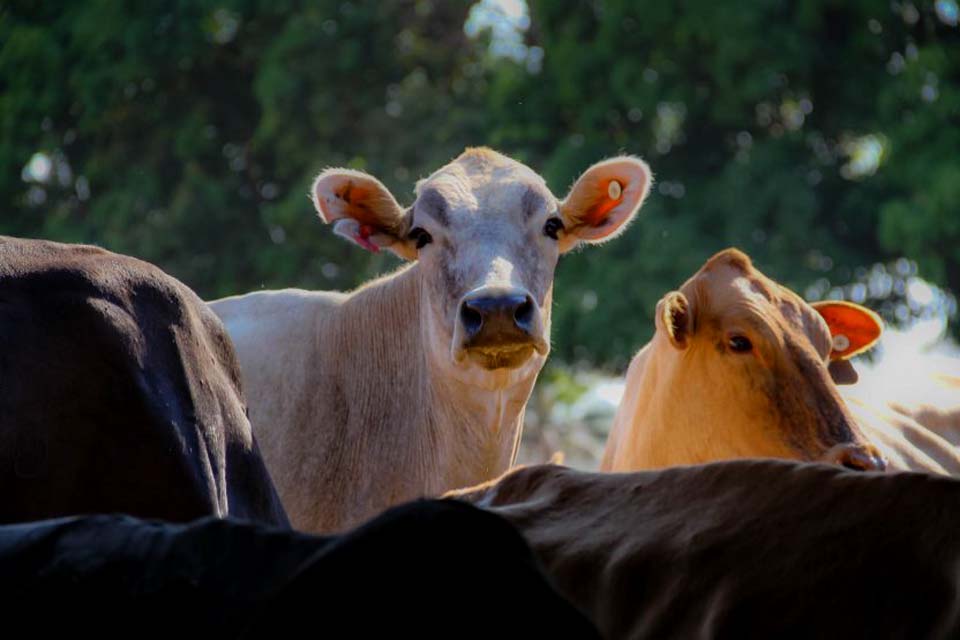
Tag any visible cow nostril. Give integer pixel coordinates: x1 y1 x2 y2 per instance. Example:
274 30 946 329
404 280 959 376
841 458 867 472
460 303 483 336
838 447 886 472
514 297 534 331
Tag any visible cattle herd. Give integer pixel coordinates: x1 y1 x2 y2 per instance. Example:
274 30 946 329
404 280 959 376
3 148 960 638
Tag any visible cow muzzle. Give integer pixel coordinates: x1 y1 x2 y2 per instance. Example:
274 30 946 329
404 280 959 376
820 443 887 472
453 286 548 370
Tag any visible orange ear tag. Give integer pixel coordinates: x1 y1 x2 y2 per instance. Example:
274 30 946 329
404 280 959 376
584 180 623 226
812 301 883 359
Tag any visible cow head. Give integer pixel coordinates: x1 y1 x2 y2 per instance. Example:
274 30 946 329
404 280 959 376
312 148 651 388
650 248 885 470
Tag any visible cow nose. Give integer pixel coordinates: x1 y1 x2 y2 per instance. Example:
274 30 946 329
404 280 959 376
823 443 887 472
459 291 535 342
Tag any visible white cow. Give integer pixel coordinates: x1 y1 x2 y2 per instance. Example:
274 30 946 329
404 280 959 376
212 147 652 531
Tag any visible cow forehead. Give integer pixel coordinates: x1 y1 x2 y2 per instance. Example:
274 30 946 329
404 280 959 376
415 149 553 221
688 260 832 356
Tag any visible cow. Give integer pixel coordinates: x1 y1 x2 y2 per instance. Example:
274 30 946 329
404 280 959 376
843 385 960 475
2 500 599 638
450 460 960 639
602 247 960 476
889 372 960 446
846 360 960 470
0 236 287 526
211 147 652 532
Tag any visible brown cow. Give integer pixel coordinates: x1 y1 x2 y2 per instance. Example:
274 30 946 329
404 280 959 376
843 390 960 476
450 461 960 639
211 148 652 532
847 354 960 459
0 236 287 526
892 373 960 445
603 248 960 475
603 248 886 472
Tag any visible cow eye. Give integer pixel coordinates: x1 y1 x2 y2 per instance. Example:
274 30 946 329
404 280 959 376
544 217 564 240
728 335 753 353
408 227 433 249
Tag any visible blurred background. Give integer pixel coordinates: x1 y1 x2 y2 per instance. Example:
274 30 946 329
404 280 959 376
3 1 958 466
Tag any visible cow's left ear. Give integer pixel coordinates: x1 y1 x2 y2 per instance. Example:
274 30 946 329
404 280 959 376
312 168 417 260
812 301 884 361
557 156 652 253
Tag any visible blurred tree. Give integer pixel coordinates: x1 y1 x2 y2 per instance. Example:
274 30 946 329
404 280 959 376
1 0 957 368
480 0 959 365
1 0 487 295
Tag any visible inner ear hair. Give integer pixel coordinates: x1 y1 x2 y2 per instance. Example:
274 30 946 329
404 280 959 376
662 291 691 348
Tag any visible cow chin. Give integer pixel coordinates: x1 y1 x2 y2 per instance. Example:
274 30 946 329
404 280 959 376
465 344 537 371
446 338 548 390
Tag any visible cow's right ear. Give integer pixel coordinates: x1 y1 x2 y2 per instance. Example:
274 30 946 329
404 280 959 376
312 169 417 260
811 301 883 361
655 291 692 350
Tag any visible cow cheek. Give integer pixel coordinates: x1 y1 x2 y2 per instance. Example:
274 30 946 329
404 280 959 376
425 251 463 327
523 240 557 306
761 372 824 459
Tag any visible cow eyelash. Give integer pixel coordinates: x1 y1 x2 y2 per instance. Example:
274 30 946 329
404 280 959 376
408 227 433 249
544 217 564 240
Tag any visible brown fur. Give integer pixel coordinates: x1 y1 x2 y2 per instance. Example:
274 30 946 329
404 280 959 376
451 461 960 638
603 248 960 476
603 248 875 470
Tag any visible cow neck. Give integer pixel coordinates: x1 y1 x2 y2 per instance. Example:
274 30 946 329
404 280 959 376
619 343 680 468
351 262 536 492
426 365 535 491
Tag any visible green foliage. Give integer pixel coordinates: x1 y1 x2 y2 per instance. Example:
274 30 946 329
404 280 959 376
2 1 958 367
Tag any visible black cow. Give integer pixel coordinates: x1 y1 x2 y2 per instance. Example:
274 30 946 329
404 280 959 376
0 236 286 525
1 500 600 638
453 460 960 639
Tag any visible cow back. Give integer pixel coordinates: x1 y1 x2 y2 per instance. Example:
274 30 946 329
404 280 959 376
0 236 287 526
453 460 960 639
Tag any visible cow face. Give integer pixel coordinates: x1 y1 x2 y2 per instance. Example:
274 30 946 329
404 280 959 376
312 148 651 388
653 248 885 470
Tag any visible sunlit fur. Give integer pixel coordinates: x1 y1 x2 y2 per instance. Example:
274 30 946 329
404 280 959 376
212 148 651 532
602 248 878 471
603 248 960 476
843 380 960 475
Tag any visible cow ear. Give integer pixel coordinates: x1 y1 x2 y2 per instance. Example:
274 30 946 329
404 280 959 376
312 169 417 260
811 301 884 361
655 291 691 350
558 156 652 253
